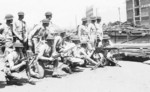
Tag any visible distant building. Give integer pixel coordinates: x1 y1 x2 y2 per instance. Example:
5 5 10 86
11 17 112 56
126 0 150 28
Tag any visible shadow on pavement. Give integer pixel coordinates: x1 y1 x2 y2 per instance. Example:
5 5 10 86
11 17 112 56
0 78 36 89
0 81 6 88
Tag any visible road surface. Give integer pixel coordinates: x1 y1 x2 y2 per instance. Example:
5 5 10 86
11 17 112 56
0 61 150 92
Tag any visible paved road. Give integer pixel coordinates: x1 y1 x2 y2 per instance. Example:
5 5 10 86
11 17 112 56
1 61 150 92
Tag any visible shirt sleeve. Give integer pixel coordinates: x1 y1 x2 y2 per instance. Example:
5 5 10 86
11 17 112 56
37 45 45 58
28 25 41 41
53 36 61 52
7 54 15 68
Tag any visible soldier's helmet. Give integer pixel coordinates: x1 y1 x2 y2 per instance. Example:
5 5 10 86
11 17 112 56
45 12 52 16
96 16 101 20
13 41 24 48
56 30 66 35
71 36 80 44
42 19 50 24
82 17 87 22
46 35 54 41
90 16 96 21
103 35 110 40
18 11 24 15
5 14 13 20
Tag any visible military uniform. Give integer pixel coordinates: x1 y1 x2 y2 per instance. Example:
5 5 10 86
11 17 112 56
52 30 66 53
88 17 97 47
4 41 26 78
28 19 50 52
0 14 14 55
78 17 89 42
95 16 103 41
14 12 27 43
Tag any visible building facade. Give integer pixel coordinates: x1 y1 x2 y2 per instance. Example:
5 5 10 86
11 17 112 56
126 0 150 28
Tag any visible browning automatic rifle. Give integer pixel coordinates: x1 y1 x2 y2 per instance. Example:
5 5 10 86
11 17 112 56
52 44 80 59
94 46 121 67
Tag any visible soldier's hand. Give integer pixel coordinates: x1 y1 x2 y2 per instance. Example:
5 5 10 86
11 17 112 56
60 53 64 57
22 60 27 65
28 41 32 47
49 57 54 61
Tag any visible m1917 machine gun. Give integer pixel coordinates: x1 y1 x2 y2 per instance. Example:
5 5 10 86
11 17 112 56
94 46 122 67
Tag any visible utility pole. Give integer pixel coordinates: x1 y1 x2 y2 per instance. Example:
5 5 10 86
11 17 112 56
118 7 121 22
96 8 98 17
75 15 77 28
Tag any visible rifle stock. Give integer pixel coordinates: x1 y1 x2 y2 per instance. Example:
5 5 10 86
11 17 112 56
52 44 79 59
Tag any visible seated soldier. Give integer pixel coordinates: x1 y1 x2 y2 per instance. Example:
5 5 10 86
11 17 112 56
61 35 85 72
100 35 117 66
72 41 98 69
32 37 59 78
4 41 28 84
32 35 71 78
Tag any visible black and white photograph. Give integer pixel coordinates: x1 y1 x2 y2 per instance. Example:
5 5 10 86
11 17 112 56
0 0 150 92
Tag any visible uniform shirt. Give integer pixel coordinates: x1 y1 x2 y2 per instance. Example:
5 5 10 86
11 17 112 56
62 42 76 57
88 23 97 35
28 24 49 42
95 23 103 40
78 25 89 36
72 46 87 58
6 50 20 68
0 24 14 42
14 20 26 40
53 35 64 53
78 25 89 42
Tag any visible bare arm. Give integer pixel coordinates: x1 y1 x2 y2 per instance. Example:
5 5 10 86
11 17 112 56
28 25 41 46
13 22 23 40
53 36 60 53
7 54 25 71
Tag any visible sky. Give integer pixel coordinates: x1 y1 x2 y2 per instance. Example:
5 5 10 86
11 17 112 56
0 0 126 29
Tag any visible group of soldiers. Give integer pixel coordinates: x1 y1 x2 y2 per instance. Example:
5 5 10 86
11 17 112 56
0 11 119 85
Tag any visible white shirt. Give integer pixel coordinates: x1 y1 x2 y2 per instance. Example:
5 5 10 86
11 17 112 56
95 22 103 40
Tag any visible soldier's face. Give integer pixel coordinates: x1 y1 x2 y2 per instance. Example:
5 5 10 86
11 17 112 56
7 19 13 24
61 32 66 37
43 23 49 27
19 15 24 20
91 20 96 23
97 19 101 23
83 21 88 25
46 15 52 20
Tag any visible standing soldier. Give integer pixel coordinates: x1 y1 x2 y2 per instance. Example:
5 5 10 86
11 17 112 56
88 16 97 48
28 19 50 53
0 14 14 55
13 11 27 57
14 11 27 43
95 16 103 47
78 17 89 42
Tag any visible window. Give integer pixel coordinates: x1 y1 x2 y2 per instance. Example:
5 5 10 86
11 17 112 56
134 0 140 7
135 8 140 16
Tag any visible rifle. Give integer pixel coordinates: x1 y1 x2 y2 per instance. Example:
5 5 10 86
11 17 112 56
94 46 121 67
26 54 38 80
52 44 80 59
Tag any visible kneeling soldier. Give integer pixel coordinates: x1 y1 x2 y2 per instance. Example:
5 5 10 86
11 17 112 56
4 41 27 84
